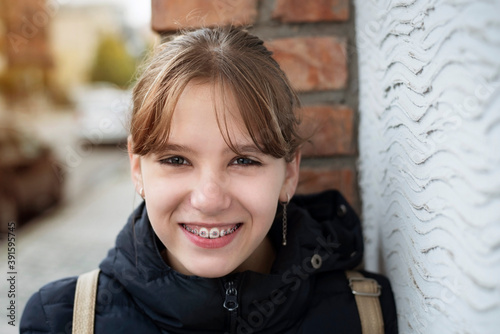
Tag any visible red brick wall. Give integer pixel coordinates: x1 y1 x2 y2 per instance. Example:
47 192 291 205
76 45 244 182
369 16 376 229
151 0 360 212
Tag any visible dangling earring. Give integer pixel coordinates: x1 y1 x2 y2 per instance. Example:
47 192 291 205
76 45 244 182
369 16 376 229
280 194 290 246
139 187 145 199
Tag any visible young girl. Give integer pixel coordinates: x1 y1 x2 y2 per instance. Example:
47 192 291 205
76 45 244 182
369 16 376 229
21 26 397 333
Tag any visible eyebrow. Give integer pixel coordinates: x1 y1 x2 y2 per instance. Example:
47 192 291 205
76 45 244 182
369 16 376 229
224 144 263 155
158 143 263 155
157 143 195 154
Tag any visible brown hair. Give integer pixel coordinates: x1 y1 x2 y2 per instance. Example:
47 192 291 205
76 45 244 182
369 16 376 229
130 26 303 162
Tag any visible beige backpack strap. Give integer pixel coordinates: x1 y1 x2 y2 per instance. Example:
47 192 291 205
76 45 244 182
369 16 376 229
345 270 384 334
72 269 100 334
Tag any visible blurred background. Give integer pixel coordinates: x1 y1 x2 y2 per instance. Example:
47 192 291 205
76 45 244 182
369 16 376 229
0 0 157 212
0 0 156 331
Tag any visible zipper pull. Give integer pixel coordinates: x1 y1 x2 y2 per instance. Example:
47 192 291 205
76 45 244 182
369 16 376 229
223 281 239 311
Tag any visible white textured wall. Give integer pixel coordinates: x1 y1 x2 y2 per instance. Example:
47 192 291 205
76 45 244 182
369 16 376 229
354 0 500 333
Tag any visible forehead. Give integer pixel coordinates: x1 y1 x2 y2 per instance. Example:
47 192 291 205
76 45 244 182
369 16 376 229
172 80 242 124
168 81 253 145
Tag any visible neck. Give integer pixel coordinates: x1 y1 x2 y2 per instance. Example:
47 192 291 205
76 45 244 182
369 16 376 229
235 236 276 274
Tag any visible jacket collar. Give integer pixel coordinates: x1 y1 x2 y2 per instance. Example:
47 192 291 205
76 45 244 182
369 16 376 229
99 190 363 332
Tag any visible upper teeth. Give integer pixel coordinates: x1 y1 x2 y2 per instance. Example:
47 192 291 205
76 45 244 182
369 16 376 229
183 224 239 239
209 228 219 238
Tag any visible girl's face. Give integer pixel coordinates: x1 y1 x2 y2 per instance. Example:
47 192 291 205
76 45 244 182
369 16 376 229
129 81 300 278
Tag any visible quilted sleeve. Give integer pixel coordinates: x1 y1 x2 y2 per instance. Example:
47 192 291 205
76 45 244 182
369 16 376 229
20 291 52 333
20 277 78 334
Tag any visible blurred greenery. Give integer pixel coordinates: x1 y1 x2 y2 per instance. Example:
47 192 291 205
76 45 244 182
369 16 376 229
90 35 137 88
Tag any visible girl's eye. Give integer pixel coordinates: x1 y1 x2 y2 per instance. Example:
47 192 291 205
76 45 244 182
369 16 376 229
159 156 189 166
231 157 261 166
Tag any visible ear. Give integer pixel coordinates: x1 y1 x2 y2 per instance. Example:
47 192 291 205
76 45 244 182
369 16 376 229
280 151 301 202
128 137 143 193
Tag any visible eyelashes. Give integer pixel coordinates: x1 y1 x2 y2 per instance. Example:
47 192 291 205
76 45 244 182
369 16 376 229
158 156 262 167
231 157 262 166
159 156 190 166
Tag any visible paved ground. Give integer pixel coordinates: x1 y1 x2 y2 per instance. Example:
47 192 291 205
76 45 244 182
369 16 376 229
0 110 140 333
0 159 139 333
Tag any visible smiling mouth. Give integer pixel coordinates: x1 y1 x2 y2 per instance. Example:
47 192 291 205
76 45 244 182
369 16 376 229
181 223 242 239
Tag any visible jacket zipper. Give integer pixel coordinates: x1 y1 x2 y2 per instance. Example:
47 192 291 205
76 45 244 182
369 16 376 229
223 279 239 333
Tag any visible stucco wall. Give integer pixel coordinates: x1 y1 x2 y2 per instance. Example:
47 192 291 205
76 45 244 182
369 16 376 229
354 0 500 332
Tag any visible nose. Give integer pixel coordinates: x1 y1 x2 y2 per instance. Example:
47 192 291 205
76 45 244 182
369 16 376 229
190 172 231 215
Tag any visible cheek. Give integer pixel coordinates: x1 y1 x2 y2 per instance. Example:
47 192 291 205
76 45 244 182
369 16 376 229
232 170 285 225
142 180 187 251
141 167 188 225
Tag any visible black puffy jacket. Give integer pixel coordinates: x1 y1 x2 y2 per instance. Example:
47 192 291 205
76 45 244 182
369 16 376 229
21 190 398 333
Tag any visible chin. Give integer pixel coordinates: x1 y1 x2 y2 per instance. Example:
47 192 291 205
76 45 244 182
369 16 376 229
196 271 230 279
187 262 236 278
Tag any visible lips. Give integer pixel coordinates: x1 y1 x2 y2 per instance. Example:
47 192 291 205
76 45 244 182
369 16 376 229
180 222 243 249
182 223 242 239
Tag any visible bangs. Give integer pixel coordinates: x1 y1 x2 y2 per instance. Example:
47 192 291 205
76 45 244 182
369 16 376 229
133 75 290 160
213 73 289 161
129 26 303 162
